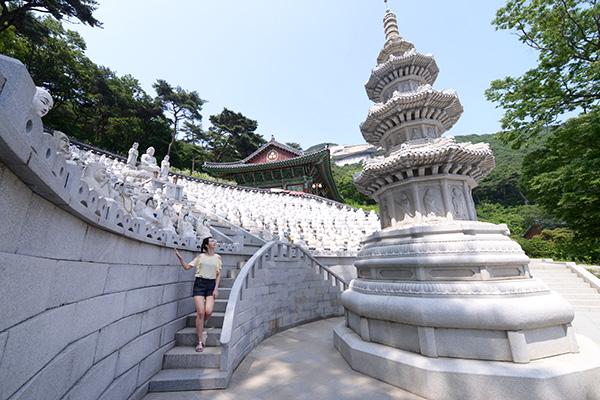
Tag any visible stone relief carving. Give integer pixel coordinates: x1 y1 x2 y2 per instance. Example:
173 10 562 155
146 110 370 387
380 196 391 227
394 191 414 223
451 187 468 218
422 188 441 218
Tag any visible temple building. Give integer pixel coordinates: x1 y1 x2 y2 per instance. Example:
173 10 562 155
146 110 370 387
203 136 343 202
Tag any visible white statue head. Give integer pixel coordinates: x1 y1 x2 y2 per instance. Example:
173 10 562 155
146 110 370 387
146 147 155 156
163 155 169 162
33 87 53 117
145 197 156 208
53 131 70 155
132 142 139 149
115 180 136 197
83 163 107 183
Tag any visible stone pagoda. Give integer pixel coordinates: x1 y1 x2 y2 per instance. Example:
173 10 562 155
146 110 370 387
334 5 600 400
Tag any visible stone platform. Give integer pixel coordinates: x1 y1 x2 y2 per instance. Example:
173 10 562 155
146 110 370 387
334 324 600 400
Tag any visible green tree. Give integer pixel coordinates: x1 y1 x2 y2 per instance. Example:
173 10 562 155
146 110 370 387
486 0 600 149
181 121 209 172
153 79 205 157
207 108 264 162
0 0 101 43
332 162 376 207
486 0 600 240
456 134 534 206
520 109 600 237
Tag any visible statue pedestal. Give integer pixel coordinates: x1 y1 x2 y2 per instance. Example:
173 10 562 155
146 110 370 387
150 178 183 201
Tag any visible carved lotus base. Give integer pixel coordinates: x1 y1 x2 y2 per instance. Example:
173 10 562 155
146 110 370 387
342 221 579 363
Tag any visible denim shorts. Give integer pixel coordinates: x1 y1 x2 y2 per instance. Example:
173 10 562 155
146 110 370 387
193 277 216 297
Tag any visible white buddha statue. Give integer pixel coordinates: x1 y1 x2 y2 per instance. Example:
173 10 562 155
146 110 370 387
180 213 196 238
127 142 139 167
140 147 160 173
113 180 137 215
159 204 176 233
195 216 211 240
33 87 53 117
82 163 111 197
141 197 160 227
160 155 170 179
53 131 70 158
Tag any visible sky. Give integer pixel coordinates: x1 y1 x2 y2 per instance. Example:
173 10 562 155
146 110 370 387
68 0 539 150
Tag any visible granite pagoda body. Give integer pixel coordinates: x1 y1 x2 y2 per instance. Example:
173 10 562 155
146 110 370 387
334 6 600 399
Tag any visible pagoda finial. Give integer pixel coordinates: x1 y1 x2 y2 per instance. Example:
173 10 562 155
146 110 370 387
383 3 400 42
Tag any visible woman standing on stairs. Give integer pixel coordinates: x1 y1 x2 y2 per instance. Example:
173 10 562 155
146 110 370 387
174 237 222 353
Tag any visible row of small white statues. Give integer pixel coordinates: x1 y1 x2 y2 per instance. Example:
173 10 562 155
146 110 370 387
181 178 380 251
35 87 379 251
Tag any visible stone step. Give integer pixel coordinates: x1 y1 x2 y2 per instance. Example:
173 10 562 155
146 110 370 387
187 312 224 328
571 306 600 312
537 277 587 284
529 264 573 270
219 288 231 299
163 345 221 369
176 327 222 347
213 298 228 313
561 293 600 300
546 287 599 294
566 299 600 308
219 277 235 288
148 368 228 392
543 283 593 290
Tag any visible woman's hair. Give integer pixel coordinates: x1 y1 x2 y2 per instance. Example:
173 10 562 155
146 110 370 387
200 236 212 253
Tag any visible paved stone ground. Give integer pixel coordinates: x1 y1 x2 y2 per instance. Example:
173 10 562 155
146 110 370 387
142 317 424 400
142 312 600 400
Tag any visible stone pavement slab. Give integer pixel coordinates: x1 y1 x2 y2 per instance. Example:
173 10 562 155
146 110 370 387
142 317 424 400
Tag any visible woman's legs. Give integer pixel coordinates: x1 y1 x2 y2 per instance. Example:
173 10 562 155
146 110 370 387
194 295 215 345
194 295 206 345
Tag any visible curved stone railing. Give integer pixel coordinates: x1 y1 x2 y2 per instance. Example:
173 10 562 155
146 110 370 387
0 55 243 400
219 240 348 381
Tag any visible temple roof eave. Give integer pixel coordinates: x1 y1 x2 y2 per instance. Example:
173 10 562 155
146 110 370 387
203 148 330 173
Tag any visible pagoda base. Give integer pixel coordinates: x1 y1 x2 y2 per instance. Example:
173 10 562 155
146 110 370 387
334 322 600 400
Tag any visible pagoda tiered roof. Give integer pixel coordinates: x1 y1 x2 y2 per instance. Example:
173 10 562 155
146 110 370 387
366 49 439 102
360 84 463 145
353 137 495 196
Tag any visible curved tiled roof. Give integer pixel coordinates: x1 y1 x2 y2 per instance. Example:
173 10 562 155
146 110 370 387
203 146 330 171
204 136 304 168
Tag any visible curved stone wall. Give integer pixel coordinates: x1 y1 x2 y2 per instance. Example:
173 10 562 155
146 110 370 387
0 158 200 400
0 55 213 399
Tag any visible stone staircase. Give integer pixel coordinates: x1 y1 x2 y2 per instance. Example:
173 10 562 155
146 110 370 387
148 223 259 392
529 259 600 312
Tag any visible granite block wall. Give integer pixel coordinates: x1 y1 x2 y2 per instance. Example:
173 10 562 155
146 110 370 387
0 160 201 400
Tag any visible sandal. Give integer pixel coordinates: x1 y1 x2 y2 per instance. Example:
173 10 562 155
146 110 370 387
195 341 204 352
